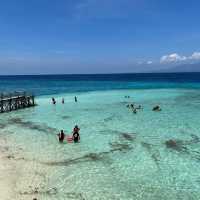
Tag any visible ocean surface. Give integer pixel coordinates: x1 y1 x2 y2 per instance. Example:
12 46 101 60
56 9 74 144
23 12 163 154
1 72 200 199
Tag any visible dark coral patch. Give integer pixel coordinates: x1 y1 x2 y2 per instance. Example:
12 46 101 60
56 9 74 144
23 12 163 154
121 133 136 141
9 118 58 134
165 139 188 152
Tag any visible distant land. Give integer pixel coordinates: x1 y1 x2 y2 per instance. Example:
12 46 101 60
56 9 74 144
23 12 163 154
0 63 200 76
156 63 200 73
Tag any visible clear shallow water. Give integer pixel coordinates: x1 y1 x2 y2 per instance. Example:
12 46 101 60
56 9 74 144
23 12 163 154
1 73 200 199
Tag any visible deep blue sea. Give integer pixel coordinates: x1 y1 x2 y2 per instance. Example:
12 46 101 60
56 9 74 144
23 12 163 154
1 73 200 199
0 72 200 95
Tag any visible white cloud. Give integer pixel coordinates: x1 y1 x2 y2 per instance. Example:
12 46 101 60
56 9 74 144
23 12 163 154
189 52 200 60
160 53 187 63
147 61 153 64
160 51 200 64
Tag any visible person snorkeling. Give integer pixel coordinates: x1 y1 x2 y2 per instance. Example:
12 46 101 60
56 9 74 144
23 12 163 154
73 125 80 143
136 105 142 110
133 108 137 114
57 130 65 142
152 105 161 111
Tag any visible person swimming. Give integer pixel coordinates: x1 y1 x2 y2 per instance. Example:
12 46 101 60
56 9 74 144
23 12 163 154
133 108 137 114
152 105 161 111
58 130 65 142
136 105 142 110
73 125 80 143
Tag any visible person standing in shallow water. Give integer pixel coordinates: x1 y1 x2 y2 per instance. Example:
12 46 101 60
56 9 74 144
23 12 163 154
62 98 65 104
57 130 65 142
74 96 77 102
52 97 56 105
73 125 80 143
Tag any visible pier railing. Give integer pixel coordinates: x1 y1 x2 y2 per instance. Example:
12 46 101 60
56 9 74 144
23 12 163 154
0 91 35 113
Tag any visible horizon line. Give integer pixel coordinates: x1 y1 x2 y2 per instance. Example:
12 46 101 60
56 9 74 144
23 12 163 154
0 71 200 76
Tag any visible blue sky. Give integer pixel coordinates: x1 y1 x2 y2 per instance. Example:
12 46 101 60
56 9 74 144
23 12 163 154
0 0 200 74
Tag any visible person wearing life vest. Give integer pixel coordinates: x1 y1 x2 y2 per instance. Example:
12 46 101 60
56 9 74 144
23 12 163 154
73 125 80 143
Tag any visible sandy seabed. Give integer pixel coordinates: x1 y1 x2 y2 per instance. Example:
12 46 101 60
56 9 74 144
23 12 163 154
0 136 18 200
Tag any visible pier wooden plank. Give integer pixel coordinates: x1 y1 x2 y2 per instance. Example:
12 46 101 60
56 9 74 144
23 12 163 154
0 92 35 113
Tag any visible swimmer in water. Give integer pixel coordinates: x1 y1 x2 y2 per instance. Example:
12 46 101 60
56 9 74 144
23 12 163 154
152 105 161 111
133 108 137 114
136 105 142 110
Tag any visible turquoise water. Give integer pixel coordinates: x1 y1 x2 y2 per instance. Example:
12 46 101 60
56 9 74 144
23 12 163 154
1 74 200 199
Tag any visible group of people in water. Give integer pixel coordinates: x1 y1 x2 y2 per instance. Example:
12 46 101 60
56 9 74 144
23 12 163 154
54 95 161 144
125 96 142 114
126 103 142 114
125 96 161 113
51 97 80 144
51 96 78 105
57 125 80 143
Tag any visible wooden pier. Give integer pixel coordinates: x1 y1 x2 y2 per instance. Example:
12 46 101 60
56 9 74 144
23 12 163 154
0 91 35 113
